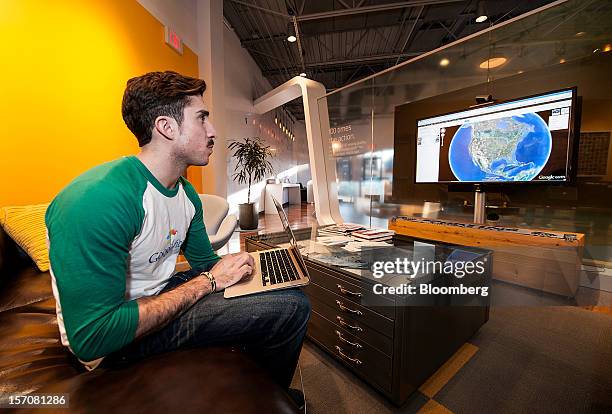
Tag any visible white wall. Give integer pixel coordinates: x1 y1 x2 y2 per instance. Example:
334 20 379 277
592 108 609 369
136 0 198 51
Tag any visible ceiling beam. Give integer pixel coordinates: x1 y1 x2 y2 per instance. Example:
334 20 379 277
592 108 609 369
438 20 457 40
240 18 424 47
242 34 288 46
262 51 423 75
267 63 389 79
244 46 288 64
337 0 352 9
296 0 464 21
396 6 423 56
227 0 289 19
306 52 422 68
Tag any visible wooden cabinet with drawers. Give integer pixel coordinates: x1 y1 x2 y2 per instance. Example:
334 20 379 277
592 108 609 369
246 234 491 406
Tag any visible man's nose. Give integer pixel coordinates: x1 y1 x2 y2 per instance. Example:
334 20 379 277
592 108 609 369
205 120 217 139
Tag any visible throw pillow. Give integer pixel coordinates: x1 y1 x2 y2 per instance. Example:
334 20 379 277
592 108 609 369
0 203 50 272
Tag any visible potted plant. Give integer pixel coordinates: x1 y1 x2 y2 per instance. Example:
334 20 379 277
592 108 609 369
228 137 274 230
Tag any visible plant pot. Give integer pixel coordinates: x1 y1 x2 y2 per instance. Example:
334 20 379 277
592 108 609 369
486 212 500 226
238 202 258 230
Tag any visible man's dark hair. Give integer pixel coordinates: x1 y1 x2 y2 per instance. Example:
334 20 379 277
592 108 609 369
122 71 207 147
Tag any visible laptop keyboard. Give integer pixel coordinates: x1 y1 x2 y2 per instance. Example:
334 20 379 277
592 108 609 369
260 249 301 286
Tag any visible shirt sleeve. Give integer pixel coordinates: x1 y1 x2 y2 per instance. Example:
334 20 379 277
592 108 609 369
181 179 221 271
46 185 141 362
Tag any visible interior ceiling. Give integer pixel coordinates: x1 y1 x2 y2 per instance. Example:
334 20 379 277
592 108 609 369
223 0 557 120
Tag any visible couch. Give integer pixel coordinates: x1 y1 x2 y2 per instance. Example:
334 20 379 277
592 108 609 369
0 227 299 413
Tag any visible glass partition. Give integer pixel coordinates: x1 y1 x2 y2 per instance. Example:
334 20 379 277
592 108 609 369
317 0 612 264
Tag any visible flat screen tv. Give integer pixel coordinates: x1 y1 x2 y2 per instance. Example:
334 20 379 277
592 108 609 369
415 87 577 184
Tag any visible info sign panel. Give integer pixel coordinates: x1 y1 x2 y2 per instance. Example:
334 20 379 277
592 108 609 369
328 124 369 157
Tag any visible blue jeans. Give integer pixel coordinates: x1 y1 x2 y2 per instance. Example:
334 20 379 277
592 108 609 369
104 269 311 389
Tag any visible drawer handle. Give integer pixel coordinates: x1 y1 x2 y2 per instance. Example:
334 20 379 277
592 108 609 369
335 330 362 349
335 345 362 365
337 284 362 297
336 300 363 316
336 316 363 331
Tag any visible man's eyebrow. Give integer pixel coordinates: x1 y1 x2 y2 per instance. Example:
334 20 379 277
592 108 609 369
196 110 210 117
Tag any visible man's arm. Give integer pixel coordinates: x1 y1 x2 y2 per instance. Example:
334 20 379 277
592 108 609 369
46 185 143 362
134 252 255 338
135 275 212 338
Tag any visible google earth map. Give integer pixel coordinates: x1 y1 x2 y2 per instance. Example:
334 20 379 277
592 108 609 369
448 113 553 181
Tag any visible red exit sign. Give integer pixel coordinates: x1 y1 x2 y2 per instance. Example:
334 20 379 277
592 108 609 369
164 26 183 55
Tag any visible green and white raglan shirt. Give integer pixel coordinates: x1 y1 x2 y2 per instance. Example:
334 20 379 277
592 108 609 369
45 156 220 369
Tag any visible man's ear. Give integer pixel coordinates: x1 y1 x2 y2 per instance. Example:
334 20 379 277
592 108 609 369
153 116 178 141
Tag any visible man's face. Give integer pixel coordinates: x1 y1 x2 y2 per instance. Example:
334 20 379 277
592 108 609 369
176 95 216 166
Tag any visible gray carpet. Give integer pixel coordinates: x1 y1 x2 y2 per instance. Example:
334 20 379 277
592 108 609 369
292 307 612 414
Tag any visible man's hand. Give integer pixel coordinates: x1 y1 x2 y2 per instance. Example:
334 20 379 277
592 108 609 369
135 252 254 339
210 252 254 290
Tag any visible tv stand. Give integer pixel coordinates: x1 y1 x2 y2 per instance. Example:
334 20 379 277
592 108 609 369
388 216 585 297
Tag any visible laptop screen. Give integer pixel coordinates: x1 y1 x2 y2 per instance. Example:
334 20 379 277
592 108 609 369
271 195 298 249
271 196 308 273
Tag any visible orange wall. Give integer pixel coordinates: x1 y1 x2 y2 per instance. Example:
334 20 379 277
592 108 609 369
0 0 200 206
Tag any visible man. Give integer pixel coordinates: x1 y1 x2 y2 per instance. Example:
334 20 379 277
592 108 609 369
45 71 311 400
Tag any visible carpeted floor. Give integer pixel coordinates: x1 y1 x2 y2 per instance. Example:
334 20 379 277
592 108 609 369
291 306 612 414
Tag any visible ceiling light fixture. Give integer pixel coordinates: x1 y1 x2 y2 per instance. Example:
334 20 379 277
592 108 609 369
299 72 307 77
439 58 450 67
574 31 586 37
479 57 507 69
475 0 488 23
603 44 611 52
559 58 566 64
286 21 297 43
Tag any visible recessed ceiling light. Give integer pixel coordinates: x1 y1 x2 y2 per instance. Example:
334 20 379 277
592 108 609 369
475 15 488 23
287 35 297 42
575 31 586 37
517 70 524 74
593 48 600 53
479 57 507 69
603 44 612 52
439 58 450 67
299 72 307 77
559 58 566 64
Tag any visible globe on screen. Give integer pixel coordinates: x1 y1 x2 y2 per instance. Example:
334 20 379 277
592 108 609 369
448 113 552 182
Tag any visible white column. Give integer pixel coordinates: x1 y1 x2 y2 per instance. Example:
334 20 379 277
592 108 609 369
197 0 227 197
254 77 343 225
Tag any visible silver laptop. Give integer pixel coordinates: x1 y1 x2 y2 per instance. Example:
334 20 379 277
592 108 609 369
224 196 310 298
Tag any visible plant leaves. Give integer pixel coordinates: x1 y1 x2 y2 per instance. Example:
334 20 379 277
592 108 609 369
228 137 275 189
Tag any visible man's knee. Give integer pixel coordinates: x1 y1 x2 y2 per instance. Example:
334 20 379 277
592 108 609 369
290 289 311 325
267 289 311 329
